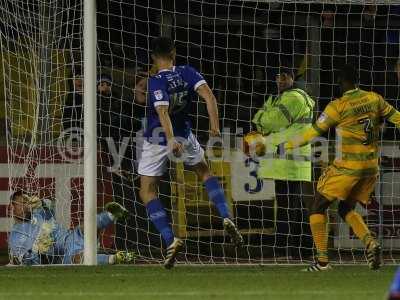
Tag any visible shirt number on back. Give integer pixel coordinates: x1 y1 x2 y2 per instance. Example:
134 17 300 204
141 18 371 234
358 117 375 145
169 91 188 114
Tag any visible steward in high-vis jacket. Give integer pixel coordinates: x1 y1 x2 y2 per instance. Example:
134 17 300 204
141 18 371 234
252 67 314 258
252 70 315 181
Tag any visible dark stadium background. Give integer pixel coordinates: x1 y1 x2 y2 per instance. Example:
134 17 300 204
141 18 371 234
94 1 400 256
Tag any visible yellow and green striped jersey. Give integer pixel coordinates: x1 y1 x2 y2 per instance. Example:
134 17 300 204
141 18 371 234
313 88 400 176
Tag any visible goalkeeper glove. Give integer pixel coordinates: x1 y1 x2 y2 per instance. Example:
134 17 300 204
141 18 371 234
27 195 42 209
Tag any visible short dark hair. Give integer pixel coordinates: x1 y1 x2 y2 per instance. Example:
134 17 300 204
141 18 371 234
151 37 175 58
97 73 112 85
338 64 359 84
277 66 294 79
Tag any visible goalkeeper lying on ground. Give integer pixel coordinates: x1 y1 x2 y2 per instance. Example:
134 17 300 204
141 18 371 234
9 191 134 265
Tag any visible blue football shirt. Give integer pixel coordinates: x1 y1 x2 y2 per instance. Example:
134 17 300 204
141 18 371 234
144 65 206 145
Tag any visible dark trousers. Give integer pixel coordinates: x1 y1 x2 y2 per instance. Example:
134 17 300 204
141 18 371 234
274 180 313 259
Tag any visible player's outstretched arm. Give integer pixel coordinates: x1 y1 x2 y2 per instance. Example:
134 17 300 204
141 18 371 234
284 101 340 150
196 84 220 136
284 102 338 150
155 105 183 156
376 95 400 127
383 105 400 128
284 126 321 150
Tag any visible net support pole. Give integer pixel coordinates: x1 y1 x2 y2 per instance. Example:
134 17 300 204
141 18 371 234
83 0 97 265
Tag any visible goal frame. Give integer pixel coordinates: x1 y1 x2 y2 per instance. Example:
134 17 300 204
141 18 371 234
83 0 97 266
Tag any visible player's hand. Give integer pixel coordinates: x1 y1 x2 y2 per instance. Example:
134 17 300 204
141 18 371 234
209 128 221 137
168 139 184 158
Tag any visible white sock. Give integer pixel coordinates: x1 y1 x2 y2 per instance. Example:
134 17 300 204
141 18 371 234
109 255 116 264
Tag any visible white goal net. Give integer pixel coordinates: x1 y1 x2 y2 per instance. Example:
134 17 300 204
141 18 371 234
1 0 400 265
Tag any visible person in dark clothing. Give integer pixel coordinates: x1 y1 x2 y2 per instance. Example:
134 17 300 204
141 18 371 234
62 67 83 132
63 71 133 139
96 73 136 172
97 73 119 141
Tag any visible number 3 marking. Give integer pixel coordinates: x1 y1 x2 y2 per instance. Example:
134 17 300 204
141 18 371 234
244 158 263 194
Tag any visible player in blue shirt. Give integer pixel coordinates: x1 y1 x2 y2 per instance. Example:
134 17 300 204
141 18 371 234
138 37 243 269
9 191 135 265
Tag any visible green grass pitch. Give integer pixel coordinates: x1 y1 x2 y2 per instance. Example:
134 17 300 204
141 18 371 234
0 265 395 300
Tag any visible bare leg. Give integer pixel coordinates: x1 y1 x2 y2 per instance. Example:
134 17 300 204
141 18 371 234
187 159 212 182
139 175 161 204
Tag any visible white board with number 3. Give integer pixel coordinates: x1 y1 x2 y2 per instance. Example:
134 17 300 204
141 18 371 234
230 151 275 202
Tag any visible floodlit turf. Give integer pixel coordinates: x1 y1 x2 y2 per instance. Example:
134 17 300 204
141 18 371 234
0 265 395 300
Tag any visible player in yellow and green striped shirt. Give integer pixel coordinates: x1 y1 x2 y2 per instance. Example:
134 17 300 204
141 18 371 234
284 64 400 271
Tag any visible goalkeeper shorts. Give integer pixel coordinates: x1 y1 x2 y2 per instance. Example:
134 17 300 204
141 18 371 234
138 132 204 176
317 165 377 204
62 227 85 264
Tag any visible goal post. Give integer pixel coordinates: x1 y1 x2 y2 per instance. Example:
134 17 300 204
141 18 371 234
83 0 97 266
